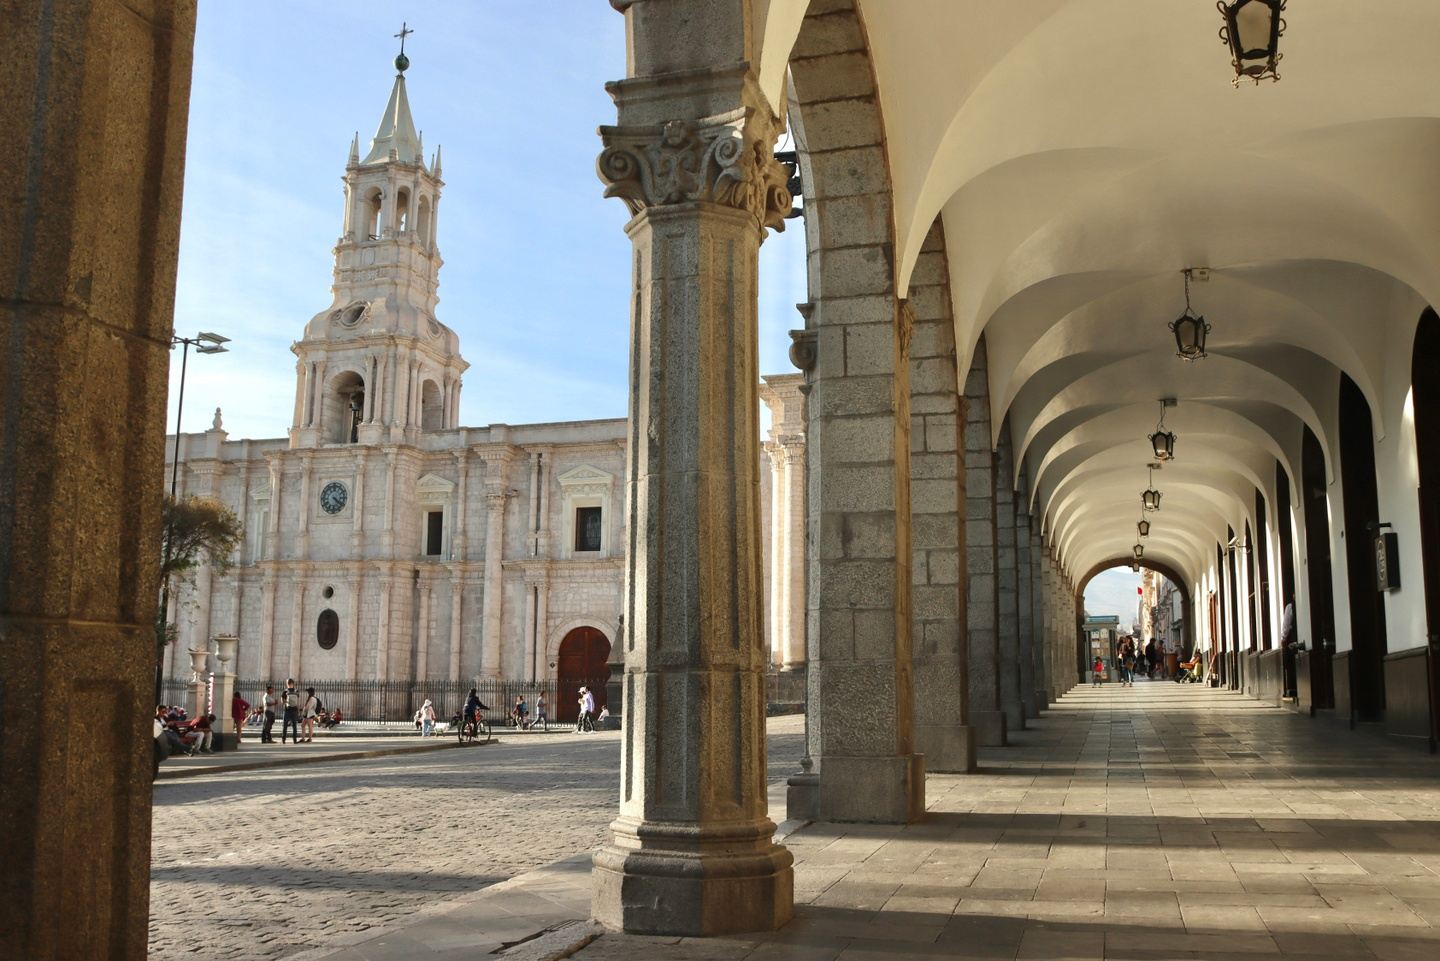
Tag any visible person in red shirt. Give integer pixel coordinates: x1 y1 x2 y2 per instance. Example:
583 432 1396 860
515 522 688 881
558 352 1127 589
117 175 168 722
231 691 250 746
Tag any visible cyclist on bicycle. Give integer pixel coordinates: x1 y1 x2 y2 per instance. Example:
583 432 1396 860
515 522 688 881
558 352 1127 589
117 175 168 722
463 688 487 727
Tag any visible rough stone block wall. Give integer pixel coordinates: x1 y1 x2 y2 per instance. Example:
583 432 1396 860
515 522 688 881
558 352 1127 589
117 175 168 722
994 421 1023 732
964 336 1005 746
907 220 973 772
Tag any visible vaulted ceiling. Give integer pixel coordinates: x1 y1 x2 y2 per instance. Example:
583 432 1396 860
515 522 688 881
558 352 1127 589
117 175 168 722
762 0 1440 584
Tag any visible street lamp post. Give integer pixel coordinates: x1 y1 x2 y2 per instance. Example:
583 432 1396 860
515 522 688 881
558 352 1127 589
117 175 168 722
155 331 230 701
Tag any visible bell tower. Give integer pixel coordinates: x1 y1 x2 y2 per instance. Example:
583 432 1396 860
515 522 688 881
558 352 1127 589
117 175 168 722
290 26 467 449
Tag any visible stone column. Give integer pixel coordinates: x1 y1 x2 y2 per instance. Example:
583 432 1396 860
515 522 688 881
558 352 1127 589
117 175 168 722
906 223 975 773
765 442 785 666
448 571 464 680
452 451 470 560
994 430 1024 733
345 574 362 679
591 38 794 933
415 580 431 681
780 440 806 670
288 579 306 681
375 569 392 679
258 571 278 682
1031 529 1049 705
964 338 1005 745
480 488 507 678
1016 499 1040 715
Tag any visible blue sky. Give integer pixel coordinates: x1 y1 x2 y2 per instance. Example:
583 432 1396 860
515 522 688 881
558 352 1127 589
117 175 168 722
1084 567 1142 626
170 3 807 440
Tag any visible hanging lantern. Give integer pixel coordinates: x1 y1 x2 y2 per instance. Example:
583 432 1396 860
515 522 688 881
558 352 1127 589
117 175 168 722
1130 561 1141 573
1218 0 1286 86
1150 428 1176 461
1170 268 1211 360
1142 465 1162 512
1133 543 1145 560
1149 399 1177 461
1138 519 1151 538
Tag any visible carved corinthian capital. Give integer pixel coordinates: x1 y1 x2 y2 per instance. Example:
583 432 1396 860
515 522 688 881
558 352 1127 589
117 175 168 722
598 108 792 237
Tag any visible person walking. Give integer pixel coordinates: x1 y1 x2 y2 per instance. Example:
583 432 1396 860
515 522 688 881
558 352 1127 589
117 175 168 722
577 686 596 732
419 698 436 737
280 678 301 744
1091 656 1105 687
533 693 548 732
301 687 320 742
260 685 277 743
1280 597 1298 698
231 690 250 746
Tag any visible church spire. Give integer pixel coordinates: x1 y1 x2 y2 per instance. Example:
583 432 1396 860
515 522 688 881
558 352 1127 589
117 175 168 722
361 23 423 166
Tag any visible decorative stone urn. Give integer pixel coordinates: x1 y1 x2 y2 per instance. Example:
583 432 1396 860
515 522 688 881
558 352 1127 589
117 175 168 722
213 633 237 668
186 648 209 680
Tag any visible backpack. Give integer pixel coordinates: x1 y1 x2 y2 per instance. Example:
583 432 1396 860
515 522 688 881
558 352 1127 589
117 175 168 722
312 695 323 712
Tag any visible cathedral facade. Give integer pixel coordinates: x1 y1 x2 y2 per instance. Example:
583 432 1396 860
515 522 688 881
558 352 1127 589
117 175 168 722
163 59 804 687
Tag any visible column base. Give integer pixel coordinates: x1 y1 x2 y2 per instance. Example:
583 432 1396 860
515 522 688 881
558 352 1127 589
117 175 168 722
1021 691 1038 719
1034 689 1050 711
1003 704 1027 733
971 709 1007 747
914 723 977 773
592 817 793 936
795 754 925 823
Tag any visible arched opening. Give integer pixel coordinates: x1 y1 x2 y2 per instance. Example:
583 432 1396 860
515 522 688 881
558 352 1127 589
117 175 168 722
323 370 365 444
555 626 610 723
1252 498 1273 650
1301 424 1336 712
1075 559 1193 683
396 187 410 233
1412 308 1440 746
365 188 382 240
1216 542 1231 688
1276 462 1299 700
1338 372 1387 722
416 195 431 246
420 378 443 430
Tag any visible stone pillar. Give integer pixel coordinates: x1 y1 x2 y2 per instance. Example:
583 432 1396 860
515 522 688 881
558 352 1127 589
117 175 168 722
452 451 470 561
1016 502 1041 714
213 634 239 750
591 28 794 932
345 574 362 679
375 570 392 679
765 441 785 666
781 441 806 670
480 489 507 678
259 571 278 682
448 571 464 680
964 338 1005 745
415 580 431 681
906 222 975 773
1031 530 1049 705
994 430 1024 733
288 579 305 681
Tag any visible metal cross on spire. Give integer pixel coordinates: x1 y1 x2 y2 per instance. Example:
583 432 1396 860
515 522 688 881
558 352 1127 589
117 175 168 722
393 22 414 73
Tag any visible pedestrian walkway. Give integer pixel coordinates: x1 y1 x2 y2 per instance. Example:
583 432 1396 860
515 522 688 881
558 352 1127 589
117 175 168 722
309 683 1440 961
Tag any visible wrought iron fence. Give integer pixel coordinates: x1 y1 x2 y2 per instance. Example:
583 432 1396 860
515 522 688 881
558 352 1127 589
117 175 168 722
162 676 611 725
160 671 809 725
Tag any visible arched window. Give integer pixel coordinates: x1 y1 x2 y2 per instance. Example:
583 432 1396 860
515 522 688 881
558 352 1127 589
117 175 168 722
396 188 410 233
416 195 431 247
324 370 366 444
365 189 382 241
420 379 443 430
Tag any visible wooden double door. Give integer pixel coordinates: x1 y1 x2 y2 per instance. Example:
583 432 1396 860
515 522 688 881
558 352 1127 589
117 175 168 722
556 626 611 723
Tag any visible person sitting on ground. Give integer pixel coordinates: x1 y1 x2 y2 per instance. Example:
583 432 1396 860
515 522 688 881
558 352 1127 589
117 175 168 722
1175 652 1201 683
318 707 344 729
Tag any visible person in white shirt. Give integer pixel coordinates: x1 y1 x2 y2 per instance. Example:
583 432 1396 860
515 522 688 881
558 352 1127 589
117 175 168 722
578 687 596 733
300 687 320 742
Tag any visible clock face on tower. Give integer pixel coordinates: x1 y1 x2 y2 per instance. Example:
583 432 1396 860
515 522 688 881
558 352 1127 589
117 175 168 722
319 481 348 515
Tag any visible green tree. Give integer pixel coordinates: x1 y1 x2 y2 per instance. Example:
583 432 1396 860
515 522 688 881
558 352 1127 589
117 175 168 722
156 495 243 657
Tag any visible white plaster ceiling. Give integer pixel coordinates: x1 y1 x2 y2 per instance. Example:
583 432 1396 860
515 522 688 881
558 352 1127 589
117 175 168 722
769 0 1440 584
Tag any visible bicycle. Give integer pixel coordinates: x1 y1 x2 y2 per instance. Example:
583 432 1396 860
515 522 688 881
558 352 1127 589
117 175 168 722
456 712 491 745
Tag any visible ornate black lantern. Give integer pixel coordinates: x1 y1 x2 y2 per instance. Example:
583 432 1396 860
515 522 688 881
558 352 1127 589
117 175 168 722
1142 465 1162 512
1133 543 1145 560
1218 0 1286 86
1170 268 1211 360
1138 519 1151 538
1130 561 1141 573
1149 400 1177 461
